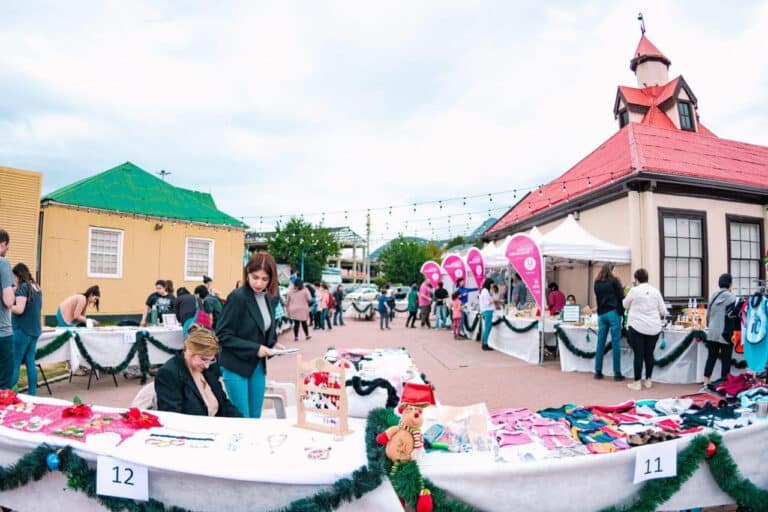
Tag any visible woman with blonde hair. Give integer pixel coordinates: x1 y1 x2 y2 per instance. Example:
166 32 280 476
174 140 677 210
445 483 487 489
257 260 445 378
155 325 242 417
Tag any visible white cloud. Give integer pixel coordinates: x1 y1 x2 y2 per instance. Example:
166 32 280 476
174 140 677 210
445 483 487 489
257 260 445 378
0 1 765 245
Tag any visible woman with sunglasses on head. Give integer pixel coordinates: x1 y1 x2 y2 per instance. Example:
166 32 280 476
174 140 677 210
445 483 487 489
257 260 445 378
155 325 242 417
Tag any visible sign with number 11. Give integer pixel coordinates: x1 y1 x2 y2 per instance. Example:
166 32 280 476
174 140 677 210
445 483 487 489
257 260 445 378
633 440 678 484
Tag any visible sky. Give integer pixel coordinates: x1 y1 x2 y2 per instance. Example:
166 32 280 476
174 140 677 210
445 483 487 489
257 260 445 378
1 1 766 250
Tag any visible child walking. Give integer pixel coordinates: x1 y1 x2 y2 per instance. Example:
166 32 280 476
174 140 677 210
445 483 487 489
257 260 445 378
451 291 462 340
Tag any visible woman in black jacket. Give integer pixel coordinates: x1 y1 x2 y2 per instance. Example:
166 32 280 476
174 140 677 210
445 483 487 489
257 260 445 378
215 252 286 418
593 263 625 381
155 326 242 417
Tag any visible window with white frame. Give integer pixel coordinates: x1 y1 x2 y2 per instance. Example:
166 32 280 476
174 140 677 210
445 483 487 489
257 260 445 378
659 209 706 300
185 237 214 281
88 227 123 278
727 216 764 297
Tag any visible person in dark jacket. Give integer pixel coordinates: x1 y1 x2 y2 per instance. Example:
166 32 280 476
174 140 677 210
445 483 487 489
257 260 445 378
703 273 737 384
593 263 625 381
215 252 286 418
155 326 242 417
332 284 345 326
173 287 199 338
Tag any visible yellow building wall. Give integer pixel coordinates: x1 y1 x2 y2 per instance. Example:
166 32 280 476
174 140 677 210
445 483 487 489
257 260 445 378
39 204 245 317
0 166 42 275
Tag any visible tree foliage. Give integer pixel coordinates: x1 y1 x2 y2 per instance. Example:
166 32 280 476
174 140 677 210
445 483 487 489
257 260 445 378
266 217 340 282
378 236 433 285
443 236 466 250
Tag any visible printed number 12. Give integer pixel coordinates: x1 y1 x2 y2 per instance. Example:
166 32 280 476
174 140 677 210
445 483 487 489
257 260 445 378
644 457 662 475
112 466 135 486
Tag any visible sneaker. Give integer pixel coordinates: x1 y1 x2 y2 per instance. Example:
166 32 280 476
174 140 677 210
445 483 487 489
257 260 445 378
481 345 493 351
294 337 299 342
593 372 604 380
305 335 312 340
613 375 626 382
643 379 653 389
627 380 642 391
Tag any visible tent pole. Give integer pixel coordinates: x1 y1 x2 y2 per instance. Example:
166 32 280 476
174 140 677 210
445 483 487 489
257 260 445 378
587 261 593 307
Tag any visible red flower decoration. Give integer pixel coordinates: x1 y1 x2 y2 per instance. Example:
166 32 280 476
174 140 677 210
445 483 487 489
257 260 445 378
0 389 21 406
62 402 93 418
121 407 162 429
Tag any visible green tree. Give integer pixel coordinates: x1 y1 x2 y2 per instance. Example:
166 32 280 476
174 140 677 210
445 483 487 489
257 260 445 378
266 217 340 282
378 236 430 285
424 241 444 263
443 236 466 250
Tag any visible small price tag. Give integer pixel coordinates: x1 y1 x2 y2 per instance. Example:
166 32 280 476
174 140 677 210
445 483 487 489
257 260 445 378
633 440 677 484
96 456 148 501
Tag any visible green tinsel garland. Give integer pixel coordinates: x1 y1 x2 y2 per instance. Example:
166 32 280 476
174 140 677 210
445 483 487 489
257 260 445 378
35 330 73 360
555 325 706 368
350 302 372 314
462 312 480 333
491 316 539 333
2 419 768 511
71 332 141 376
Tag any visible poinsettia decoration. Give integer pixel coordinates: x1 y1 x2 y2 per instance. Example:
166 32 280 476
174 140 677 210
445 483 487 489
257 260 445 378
0 389 21 406
121 407 162 429
62 396 93 418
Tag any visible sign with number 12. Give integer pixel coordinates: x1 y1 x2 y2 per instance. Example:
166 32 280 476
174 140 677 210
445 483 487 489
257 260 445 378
633 440 678 484
96 456 149 500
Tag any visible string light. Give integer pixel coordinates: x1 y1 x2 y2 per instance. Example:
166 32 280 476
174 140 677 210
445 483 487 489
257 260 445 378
587 176 592 188
610 172 614 184
539 186 543 197
463 197 466 206
488 193 493 203
562 182 567 193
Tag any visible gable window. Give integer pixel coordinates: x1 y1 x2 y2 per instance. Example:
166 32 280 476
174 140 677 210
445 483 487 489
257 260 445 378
88 227 123 278
619 110 629 128
185 237 214 281
727 216 765 297
678 101 694 131
659 209 707 301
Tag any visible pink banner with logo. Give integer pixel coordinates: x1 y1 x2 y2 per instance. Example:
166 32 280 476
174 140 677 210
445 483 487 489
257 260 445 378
441 254 466 286
420 261 442 288
465 247 485 289
504 234 546 311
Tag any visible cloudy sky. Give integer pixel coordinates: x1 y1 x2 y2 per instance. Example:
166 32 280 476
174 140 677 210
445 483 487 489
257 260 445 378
1 1 766 249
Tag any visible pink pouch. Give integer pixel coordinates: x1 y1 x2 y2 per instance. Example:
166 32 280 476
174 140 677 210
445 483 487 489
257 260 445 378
495 431 533 447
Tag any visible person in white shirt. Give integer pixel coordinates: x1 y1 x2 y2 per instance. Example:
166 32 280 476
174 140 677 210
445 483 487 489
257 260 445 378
479 278 495 351
622 268 667 391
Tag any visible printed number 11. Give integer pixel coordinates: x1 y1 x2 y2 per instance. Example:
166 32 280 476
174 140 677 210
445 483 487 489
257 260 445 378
644 457 662 475
112 466 135 486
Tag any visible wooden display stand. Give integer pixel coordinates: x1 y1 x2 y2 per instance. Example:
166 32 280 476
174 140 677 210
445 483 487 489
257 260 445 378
295 355 352 436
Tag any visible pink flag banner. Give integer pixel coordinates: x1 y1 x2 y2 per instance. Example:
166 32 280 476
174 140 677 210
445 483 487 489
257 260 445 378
465 247 485 289
420 261 442 288
441 254 466 286
504 234 546 311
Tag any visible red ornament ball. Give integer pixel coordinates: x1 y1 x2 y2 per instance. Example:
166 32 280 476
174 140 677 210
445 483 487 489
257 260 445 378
706 442 717 458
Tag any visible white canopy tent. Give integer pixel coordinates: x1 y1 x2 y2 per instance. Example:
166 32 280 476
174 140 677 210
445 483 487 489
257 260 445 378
537 214 631 264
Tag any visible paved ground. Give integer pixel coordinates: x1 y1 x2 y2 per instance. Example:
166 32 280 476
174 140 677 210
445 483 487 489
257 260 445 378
43 313 703 411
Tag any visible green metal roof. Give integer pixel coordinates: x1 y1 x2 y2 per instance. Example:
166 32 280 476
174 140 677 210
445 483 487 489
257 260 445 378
42 162 246 228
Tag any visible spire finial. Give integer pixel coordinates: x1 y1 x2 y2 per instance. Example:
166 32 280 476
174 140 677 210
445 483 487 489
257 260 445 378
637 12 646 35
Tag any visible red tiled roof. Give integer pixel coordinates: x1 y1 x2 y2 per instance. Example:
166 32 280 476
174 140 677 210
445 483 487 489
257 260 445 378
630 35 671 71
486 123 768 236
618 77 681 110
640 105 676 129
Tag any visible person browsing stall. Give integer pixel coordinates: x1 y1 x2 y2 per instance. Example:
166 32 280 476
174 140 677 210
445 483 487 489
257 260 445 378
479 278 495 351
511 273 527 310
703 273 737 384
406 284 419 328
286 278 312 341
623 269 666 391
433 281 449 329
155 325 242 417
10 263 42 395
215 252 287 418
0 229 16 389
56 286 100 327
140 279 174 326
455 277 477 305
593 263 625 381
418 279 433 327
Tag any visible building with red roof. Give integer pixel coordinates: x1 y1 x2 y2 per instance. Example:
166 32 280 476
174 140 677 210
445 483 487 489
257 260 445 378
485 32 768 305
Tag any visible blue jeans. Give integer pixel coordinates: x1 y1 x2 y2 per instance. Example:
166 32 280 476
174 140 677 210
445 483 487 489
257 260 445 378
0 335 14 389
595 310 622 375
333 308 344 326
433 305 448 328
221 362 266 418
12 331 39 395
481 310 494 346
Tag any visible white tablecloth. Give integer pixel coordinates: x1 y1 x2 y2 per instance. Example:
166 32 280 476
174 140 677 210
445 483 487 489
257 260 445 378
465 311 555 364
0 395 401 511
36 326 184 370
557 325 701 383
420 419 768 511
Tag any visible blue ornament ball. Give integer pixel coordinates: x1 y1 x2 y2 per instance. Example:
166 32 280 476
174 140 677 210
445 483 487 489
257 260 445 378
46 452 60 471
660 340 667 350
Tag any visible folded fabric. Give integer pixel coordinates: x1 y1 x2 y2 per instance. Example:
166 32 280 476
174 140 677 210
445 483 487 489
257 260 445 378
714 373 756 398
585 401 635 414
677 392 727 409
680 403 737 429
739 386 768 408
654 398 693 416
495 430 533 447
539 434 578 450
